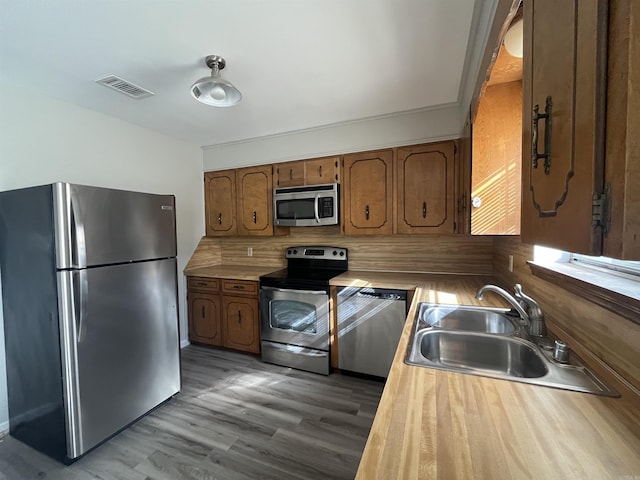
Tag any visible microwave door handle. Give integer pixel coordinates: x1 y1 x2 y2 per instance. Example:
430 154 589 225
314 194 320 224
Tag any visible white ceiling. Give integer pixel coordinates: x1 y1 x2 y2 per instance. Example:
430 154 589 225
0 0 482 148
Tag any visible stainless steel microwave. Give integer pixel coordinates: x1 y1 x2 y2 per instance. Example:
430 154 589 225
273 183 339 226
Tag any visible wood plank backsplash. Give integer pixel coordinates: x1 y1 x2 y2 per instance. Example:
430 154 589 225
493 236 640 393
187 233 494 275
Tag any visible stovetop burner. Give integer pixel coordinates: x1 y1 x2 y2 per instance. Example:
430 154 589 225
260 246 348 289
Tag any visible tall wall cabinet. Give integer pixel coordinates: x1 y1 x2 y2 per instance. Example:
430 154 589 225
521 0 639 259
342 150 394 235
396 142 455 234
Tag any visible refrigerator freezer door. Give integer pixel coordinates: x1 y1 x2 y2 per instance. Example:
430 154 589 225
57 258 180 458
53 183 176 269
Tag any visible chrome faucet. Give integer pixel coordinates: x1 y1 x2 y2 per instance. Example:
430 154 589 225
475 284 531 328
514 284 546 337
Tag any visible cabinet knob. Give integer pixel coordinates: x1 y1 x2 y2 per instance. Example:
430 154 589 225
238 310 242 323
319 165 322 177
252 211 257 223
217 213 222 224
201 306 205 318
365 205 370 220
422 201 427 218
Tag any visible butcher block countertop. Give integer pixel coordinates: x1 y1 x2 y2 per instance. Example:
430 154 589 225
183 264 279 282
354 277 640 480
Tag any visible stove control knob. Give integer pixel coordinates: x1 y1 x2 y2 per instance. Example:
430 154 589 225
293 249 298 255
339 251 345 257
287 249 291 255
332 250 337 256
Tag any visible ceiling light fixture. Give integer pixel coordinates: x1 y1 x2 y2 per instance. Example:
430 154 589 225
503 18 523 58
190 55 242 107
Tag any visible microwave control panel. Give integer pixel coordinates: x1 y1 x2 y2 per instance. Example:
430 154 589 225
319 197 334 218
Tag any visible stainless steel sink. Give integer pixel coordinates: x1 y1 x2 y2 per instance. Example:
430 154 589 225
418 304 517 334
413 330 548 378
405 303 618 397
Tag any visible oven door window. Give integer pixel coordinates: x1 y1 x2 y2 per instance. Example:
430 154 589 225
270 300 317 333
276 198 316 220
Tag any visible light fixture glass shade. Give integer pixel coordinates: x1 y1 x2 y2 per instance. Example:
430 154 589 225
503 18 523 58
190 56 242 107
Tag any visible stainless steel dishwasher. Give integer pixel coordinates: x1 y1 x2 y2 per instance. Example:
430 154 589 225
337 286 407 378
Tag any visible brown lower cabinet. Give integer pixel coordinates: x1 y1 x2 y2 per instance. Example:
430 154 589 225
187 276 260 354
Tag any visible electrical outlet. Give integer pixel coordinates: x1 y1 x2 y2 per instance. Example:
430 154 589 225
247 247 253 257
508 254 514 272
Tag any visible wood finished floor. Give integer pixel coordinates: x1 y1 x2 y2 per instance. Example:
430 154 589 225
0 345 384 480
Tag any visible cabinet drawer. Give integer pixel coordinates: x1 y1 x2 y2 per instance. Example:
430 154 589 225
222 279 258 296
188 277 220 292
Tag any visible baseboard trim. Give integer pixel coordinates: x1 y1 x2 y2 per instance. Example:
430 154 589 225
180 339 190 349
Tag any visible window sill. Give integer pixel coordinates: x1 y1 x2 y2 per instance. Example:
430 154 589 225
528 261 640 326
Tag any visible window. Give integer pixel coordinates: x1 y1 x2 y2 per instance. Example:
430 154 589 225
571 254 640 277
534 245 640 279
531 245 640 322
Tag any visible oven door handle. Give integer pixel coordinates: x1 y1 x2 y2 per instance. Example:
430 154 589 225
314 194 321 224
262 286 328 296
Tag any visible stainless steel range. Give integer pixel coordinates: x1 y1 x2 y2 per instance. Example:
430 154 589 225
259 246 348 375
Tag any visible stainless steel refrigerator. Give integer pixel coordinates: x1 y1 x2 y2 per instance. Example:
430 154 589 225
0 182 181 463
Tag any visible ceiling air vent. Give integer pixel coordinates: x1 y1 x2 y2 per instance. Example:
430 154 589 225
95 75 154 99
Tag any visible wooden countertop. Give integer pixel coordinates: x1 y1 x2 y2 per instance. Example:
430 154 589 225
330 271 488 291
183 264 279 282
355 278 640 479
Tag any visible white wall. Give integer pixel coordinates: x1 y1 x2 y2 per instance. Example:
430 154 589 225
0 80 204 432
202 104 462 170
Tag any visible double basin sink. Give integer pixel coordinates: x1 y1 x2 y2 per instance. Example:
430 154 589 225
405 304 618 396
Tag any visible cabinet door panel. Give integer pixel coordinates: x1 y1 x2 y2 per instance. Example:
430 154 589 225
275 161 305 188
305 156 341 185
188 292 222 346
521 0 606 254
204 170 236 236
343 150 393 235
237 165 273 236
397 142 455 234
223 296 259 353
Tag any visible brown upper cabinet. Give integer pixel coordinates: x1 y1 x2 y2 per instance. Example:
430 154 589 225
204 169 237 236
204 165 273 237
274 160 305 187
236 165 273 236
274 155 341 187
521 0 639 259
342 149 394 235
396 141 456 234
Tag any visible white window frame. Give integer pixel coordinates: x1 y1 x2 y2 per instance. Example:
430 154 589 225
570 253 640 278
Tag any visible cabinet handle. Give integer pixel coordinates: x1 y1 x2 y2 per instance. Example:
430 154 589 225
217 213 222 225
422 201 427 218
289 169 293 180
196 281 207 286
319 165 322 177
532 96 553 175
201 306 205 318
252 211 257 223
238 310 242 323
232 285 244 290
365 205 370 220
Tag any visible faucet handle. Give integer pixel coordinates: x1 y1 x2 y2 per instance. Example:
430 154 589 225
514 284 540 308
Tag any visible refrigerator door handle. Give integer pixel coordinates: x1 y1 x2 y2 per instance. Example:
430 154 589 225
69 191 87 269
53 183 87 269
74 270 88 342
57 270 84 458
